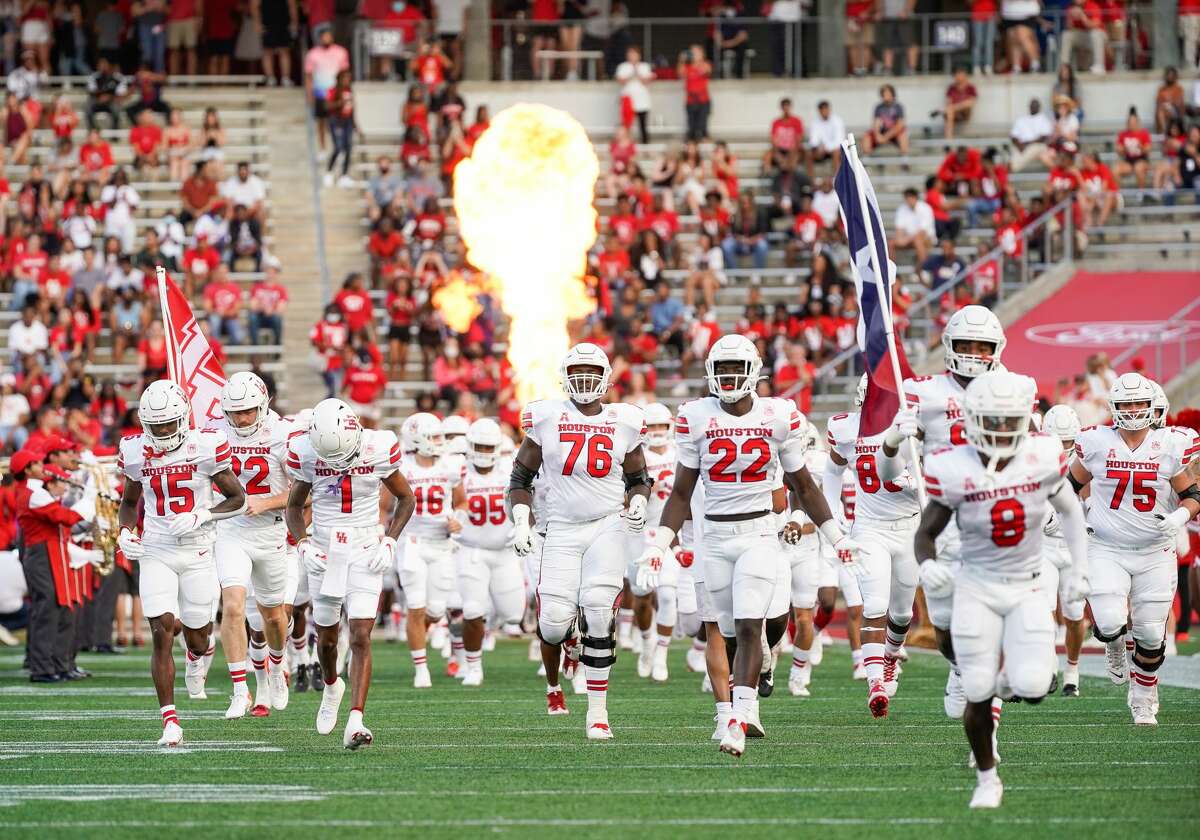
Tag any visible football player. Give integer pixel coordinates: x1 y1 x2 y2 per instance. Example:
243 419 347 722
116 380 247 746
641 335 862 757
883 305 1008 720
1070 373 1199 725
824 374 921 717
285 398 416 749
914 371 1089 809
508 343 649 740
630 402 690 682
1039 404 1088 697
398 413 463 686
453 419 523 685
442 414 470 473
212 372 294 719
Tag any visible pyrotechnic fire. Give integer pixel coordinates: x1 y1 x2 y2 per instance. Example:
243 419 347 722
450 104 599 405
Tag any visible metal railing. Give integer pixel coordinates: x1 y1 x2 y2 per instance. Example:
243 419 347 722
792 194 1077 404
1109 296 1200 384
353 5 1158 82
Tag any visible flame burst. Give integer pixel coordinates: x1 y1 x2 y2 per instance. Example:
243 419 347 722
451 104 599 405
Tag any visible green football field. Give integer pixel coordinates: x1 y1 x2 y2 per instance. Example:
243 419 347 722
0 638 1197 839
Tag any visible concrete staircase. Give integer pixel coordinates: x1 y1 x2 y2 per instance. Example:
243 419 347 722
261 90 329 414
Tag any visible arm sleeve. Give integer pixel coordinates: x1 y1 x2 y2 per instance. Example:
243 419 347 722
876 441 910 482
674 411 699 470
1049 480 1089 580
821 457 846 526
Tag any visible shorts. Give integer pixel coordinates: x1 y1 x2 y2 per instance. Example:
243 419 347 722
214 527 288 607
388 324 412 343
138 540 219 628
851 515 920 622
925 520 961 630
308 527 385 625
117 561 140 596
952 568 1055 703
1001 17 1038 33
20 19 49 46
878 18 915 49
1087 539 1175 641
846 18 875 48
457 543 524 624
312 97 328 120
263 22 291 49
537 511 626 613
207 37 234 57
167 18 199 50
397 534 454 617
702 516 791 637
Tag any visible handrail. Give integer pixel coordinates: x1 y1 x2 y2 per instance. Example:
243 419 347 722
1109 295 1200 380
0 74 267 87
785 194 1076 402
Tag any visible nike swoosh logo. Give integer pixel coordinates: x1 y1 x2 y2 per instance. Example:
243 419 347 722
198 550 209 557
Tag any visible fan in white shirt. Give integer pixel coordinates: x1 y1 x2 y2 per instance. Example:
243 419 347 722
220 162 267 218
891 188 936 264
807 100 846 175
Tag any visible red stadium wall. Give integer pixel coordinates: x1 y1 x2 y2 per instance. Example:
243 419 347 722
1002 272 1200 395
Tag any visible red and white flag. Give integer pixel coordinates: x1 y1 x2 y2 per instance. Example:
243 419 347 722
156 267 226 428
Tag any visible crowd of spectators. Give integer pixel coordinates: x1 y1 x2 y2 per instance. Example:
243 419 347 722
0 68 283 456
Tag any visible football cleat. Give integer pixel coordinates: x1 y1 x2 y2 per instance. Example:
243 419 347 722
882 656 901 697
586 713 613 740
546 688 569 715
446 659 460 679
788 668 811 697
157 721 183 747
637 645 653 679
686 645 706 673
310 663 325 691
184 657 207 700
1105 639 1129 684
944 669 967 719
1062 682 1080 698
852 662 867 680
758 661 775 697
413 667 432 689
1047 672 1059 695
969 777 1004 809
711 710 731 741
1131 704 1157 726
744 702 765 738
561 641 581 680
316 677 345 736
250 701 270 718
269 663 289 710
868 679 889 718
225 690 250 719
808 635 824 667
719 718 746 757
571 672 587 695
651 644 669 682
343 720 373 750
294 664 310 693
462 667 483 687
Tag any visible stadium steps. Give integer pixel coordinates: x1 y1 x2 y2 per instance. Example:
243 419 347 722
259 89 328 414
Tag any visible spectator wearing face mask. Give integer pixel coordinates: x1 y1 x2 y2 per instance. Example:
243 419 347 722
433 337 473 410
343 346 387 429
311 304 350 397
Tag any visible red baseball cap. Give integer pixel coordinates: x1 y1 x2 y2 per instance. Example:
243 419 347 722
10 449 38 475
43 464 73 483
45 436 80 455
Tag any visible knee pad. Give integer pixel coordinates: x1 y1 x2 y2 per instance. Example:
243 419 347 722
1133 641 1166 671
580 607 617 669
1131 609 1170 648
655 585 678 629
1008 663 1053 702
245 604 264 633
1088 595 1128 640
311 595 342 628
536 594 576 646
1091 620 1128 644
461 597 487 622
677 611 701 638
1060 598 1086 623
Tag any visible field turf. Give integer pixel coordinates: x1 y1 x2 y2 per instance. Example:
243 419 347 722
0 638 1197 839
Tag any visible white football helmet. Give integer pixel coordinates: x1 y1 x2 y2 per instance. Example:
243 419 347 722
1042 404 1082 444
466 418 503 469
289 408 314 432
963 370 1037 459
139 379 191 452
1149 380 1169 429
400 413 421 454
410 412 444 458
1107 372 1156 431
308 398 363 471
443 414 471 456
220 371 270 438
499 433 516 460
854 374 868 408
705 334 762 403
942 305 1006 379
560 343 612 404
644 402 673 448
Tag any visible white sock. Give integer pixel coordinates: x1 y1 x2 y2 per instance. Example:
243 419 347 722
977 766 999 784
852 648 865 668
791 648 809 673
291 636 309 667
585 665 609 717
862 642 884 682
715 700 732 720
267 647 284 672
546 682 562 694
249 643 268 693
411 648 428 671
732 685 756 720
465 648 482 672
227 660 248 696
346 708 363 730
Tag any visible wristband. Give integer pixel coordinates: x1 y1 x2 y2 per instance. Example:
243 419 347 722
788 509 810 527
818 519 844 545
512 503 530 526
649 526 676 550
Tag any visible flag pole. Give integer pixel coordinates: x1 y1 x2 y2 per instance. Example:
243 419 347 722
843 136 927 506
156 265 180 385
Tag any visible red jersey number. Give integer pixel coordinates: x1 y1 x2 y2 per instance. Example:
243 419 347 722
950 421 968 446
414 485 446 515
708 438 771 483
467 492 506 526
855 453 902 494
560 432 614 478
231 454 272 496
1106 469 1157 512
149 473 195 516
989 498 1025 547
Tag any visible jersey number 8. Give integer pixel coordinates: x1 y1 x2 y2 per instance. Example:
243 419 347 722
989 498 1025 547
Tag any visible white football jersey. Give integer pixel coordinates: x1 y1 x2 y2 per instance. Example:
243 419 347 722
459 461 512 550
521 399 645 525
119 428 231 545
675 396 807 517
645 443 677 526
400 456 460 540
1075 424 1198 550
212 410 296 535
903 372 970 452
826 411 921 522
286 428 401 544
924 433 1067 576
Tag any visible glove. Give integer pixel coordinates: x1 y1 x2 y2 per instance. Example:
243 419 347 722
919 561 955 598
368 536 397 574
883 406 919 450
625 494 648 534
1061 570 1090 603
675 549 694 568
779 521 804 546
1154 508 1190 534
511 503 533 557
299 540 328 575
634 546 664 590
830 534 866 579
117 527 144 560
166 507 213 536
1043 513 1062 540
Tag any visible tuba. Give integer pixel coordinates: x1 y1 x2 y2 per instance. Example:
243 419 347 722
85 462 121 577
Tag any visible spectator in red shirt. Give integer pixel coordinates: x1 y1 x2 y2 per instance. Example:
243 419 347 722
939 66 978 139
202 265 246 345
787 192 823 264
311 305 350 397
128 108 164 172
678 44 712 141
966 148 1010 226
248 255 288 346
925 176 962 241
368 215 406 283
410 39 451 95
595 234 631 285
1062 0 1107 75
433 337 475 410
1044 150 1082 199
936 145 984 196
1114 108 1152 189
774 343 815 414
413 197 447 250
971 1 999 73
385 274 416 380
138 320 170 387
995 205 1025 259
343 346 388 428
1079 148 1118 228
365 0 424 78
846 1 876 75
765 97 806 173
181 232 221 297
607 195 640 248
334 272 375 340
641 194 680 250
698 190 730 240
78 128 114 184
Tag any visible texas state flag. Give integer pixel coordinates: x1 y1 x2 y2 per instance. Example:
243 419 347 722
835 147 914 438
